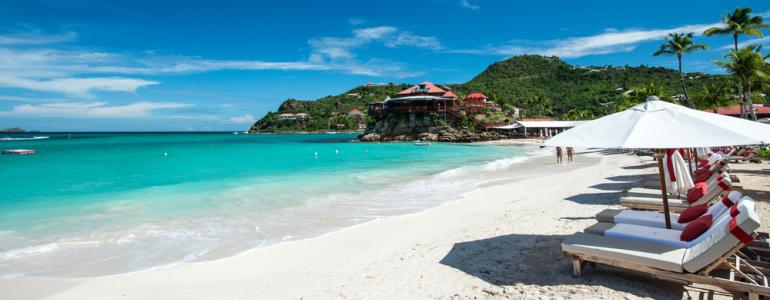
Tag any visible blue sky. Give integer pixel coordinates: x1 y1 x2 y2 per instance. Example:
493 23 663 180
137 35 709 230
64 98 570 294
1 0 769 131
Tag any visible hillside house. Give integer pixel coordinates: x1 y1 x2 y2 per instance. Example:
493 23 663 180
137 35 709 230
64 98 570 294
368 81 459 117
276 113 309 120
348 108 364 117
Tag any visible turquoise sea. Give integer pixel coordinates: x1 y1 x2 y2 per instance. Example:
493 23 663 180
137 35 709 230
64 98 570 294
0 133 543 278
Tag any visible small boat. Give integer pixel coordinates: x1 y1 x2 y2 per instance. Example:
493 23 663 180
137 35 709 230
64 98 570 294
414 141 431 146
2 149 36 155
325 131 337 135
233 132 239 135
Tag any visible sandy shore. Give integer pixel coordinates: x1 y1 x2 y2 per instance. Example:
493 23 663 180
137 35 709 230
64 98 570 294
4 151 767 299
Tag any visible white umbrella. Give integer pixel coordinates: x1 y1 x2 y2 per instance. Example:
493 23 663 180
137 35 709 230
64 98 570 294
544 97 770 228
545 98 770 148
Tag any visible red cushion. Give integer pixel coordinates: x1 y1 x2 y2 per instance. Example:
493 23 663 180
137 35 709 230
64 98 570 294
686 184 707 203
678 204 708 223
694 171 711 183
680 215 713 241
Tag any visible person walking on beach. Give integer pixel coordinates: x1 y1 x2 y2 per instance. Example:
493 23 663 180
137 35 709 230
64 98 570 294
556 146 563 164
567 147 574 163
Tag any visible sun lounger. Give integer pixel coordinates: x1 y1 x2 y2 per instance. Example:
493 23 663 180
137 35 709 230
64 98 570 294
563 203 768 298
627 171 728 200
728 153 758 163
587 197 754 248
619 176 732 212
596 191 743 230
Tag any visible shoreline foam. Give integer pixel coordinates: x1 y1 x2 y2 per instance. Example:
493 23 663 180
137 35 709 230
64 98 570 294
4 150 656 300
0 143 547 280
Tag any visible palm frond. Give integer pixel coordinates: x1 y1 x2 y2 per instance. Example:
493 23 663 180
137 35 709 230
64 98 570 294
704 27 730 36
743 28 764 37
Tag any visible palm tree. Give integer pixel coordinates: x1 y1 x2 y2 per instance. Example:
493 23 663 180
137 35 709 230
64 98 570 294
653 32 707 108
694 81 734 111
704 7 770 51
704 7 770 117
618 82 667 111
714 47 770 120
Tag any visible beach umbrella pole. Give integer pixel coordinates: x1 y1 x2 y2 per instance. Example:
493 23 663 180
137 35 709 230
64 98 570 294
655 150 672 229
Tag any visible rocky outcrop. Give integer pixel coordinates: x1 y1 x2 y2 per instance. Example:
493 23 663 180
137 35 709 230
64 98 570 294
358 113 506 143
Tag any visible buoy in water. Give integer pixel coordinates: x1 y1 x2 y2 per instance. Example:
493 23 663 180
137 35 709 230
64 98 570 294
164 152 168 157
335 149 339 154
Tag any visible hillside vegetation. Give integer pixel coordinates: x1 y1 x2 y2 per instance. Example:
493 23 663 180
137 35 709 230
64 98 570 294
250 55 730 132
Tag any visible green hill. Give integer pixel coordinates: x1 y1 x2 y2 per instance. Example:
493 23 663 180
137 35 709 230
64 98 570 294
457 55 726 118
249 55 727 132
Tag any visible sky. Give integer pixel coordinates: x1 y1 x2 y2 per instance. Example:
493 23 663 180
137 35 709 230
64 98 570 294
1 0 769 131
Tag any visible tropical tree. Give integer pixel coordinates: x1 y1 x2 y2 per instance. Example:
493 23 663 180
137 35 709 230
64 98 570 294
704 7 770 117
704 7 770 50
653 32 707 108
714 46 770 120
562 109 596 120
694 81 734 111
617 82 669 111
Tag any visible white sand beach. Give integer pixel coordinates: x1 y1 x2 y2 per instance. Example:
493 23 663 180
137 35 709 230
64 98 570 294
4 150 767 300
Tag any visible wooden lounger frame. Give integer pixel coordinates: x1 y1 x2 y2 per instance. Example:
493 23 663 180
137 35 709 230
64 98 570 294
565 240 770 299
620 202 688 213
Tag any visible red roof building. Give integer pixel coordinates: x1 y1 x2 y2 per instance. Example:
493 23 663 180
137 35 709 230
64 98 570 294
348 108 364 116
465 92 488 112
369 81 459 116
396 81 457 99
706 104 770 119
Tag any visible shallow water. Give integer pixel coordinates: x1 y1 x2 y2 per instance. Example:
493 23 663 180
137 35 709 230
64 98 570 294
0 133 547 278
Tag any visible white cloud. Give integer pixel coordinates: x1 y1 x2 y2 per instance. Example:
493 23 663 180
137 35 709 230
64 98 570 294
0 75 158 97
224 114 256 124
0 31 77 45
89 59 329 75
0 101 192 118
458 0 480 10
452 22 720 58
0 25 437 97
0 47 328 78
307 26 439 77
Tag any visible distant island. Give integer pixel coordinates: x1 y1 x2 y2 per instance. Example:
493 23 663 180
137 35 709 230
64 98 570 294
249 55 729 141
2 127 26 133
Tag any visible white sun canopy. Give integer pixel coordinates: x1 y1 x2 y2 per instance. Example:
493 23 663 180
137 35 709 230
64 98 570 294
544 99 770 148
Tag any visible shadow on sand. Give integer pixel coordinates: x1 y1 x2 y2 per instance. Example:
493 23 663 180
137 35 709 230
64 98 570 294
604 175 645 182
622 162 657 170
589 182 634 191
439 233 684 299
729 168 770 176
563 192 626 205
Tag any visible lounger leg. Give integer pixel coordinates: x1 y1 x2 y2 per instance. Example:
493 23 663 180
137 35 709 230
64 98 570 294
572 257 582 277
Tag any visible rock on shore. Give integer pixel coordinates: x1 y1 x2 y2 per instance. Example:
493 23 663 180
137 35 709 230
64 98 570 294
359 127 506 143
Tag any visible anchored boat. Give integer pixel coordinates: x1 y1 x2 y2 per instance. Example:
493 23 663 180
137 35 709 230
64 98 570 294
2 149 36 155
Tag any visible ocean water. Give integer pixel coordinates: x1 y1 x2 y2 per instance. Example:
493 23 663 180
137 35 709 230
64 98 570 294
0 133 544 278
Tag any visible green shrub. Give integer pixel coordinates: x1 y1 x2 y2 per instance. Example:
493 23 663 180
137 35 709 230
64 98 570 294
757 148 770 159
